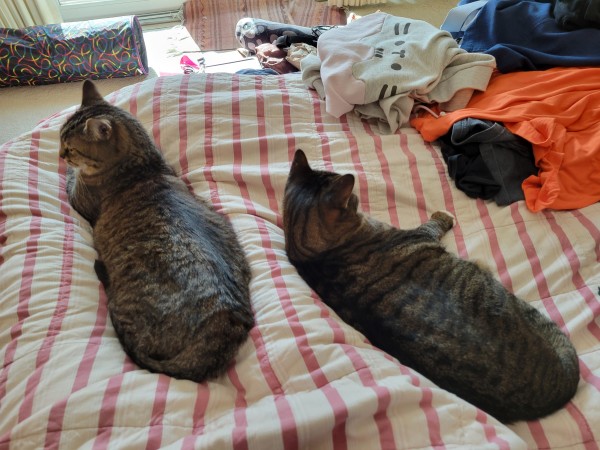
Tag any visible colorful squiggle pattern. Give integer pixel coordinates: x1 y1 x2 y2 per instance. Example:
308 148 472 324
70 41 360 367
0 15 148 87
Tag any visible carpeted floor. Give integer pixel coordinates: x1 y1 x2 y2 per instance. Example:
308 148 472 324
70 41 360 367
183 0 347 51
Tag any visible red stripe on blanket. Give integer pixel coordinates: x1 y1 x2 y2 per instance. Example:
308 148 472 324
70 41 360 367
231 77 256 215
570 209 600 263
580 360 600 392
309 89 333 172
508 204 599 447
186 385 210 444
178 76 210 450
255 78 280 215
251 107 304 448
361 121 399 228
228 365 249 450
0 141 20 408
526 421 551 449
475 410 511 450
179 76 191 185
274 77 354 448
542 210 600 340
424 141 467 259
510 205 566 329
0 138 16 446
0 143 7 266
342 346 397 448
93 371 127 450
201 75 220 207
145 375 171 449
129 82 142 118
508 205 561 447
16 125 74 428
340 115 370 215
0 130 42 413
399 133 429 225
206 76 284 404
276 76 297 183
230 75 292 448
152 77 166 151
44 220 107 447
476 201 514 290
258 216 346 448
565 403 600 450
270 77 348 442
136 77 172 450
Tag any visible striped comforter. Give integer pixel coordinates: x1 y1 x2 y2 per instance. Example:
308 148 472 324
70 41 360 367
1 73 599 449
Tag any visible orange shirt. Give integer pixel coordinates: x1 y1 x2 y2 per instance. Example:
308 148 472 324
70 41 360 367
411 67 600 212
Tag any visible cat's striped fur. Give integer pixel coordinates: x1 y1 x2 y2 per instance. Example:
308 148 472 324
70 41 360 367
282 149 579 423
59 80 254 382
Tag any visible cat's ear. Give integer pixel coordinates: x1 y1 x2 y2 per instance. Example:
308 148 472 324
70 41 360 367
84 118 112 141
290 149 312 179
322 174 355 226
332 174 355 209
81 80 105 107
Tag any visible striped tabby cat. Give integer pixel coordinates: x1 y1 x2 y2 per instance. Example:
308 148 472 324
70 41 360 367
59 80 254 382
282 149 579 423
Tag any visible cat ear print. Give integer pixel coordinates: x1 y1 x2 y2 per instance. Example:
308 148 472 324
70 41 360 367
81 80 105 107
84 118 112 141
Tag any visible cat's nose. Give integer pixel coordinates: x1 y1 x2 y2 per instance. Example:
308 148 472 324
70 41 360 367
59 147 68 159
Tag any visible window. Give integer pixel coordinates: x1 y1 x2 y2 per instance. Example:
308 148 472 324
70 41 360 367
58 0 183 22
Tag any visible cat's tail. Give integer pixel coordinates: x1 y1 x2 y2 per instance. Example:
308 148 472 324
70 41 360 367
124 308 254 383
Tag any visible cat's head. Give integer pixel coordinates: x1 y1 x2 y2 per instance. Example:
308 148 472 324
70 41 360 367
283 149 361 259
59 80 152 181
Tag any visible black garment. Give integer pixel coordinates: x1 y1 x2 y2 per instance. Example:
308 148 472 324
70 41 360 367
552 0 600 30
438 118 537 206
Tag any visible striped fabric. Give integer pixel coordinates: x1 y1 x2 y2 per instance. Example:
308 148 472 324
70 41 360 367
183 0 347 51
1 73 599 449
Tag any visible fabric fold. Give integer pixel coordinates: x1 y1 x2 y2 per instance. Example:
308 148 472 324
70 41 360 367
411 67 600 212
302 12 496 133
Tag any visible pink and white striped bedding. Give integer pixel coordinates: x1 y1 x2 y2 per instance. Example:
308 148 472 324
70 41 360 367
1 73 599 449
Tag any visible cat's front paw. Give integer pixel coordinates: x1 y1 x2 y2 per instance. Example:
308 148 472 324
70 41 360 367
431 210 455 231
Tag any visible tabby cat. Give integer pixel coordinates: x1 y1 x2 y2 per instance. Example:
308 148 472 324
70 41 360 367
282 149 579 423
59 80 254 382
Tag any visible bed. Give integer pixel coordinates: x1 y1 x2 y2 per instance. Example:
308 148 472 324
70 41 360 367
1 72 599 449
